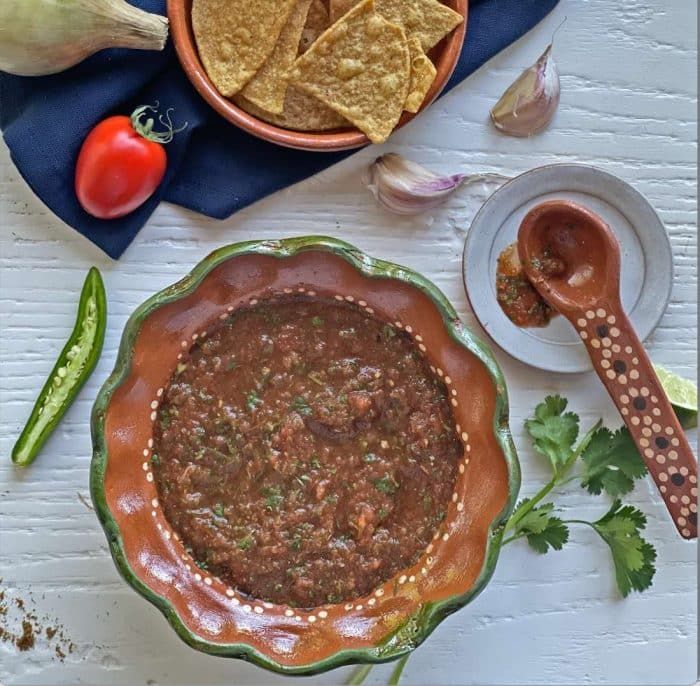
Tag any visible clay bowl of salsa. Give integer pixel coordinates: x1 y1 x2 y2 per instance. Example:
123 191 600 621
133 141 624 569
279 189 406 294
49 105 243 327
91 237 519 674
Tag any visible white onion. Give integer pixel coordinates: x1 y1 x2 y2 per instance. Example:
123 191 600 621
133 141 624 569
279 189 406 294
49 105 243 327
0 0 168 77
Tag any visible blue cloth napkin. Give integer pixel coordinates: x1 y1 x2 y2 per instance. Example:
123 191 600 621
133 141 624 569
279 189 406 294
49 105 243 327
0 0 558 259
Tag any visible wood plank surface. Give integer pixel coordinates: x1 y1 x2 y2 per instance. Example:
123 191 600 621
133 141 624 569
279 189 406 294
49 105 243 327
0 0 696 683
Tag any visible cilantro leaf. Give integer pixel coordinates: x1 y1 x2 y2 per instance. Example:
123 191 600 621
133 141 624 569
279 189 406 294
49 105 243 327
511 500 569 554
290 396 312 416
525 395 579 474
237 534 254 550
592 499 657 597
261 486 284 511
374 475 399 495
246 391 263 413
212 502 225 517
580 427 647 497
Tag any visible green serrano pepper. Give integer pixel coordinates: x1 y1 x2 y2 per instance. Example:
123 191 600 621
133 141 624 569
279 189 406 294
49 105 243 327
12 267 107 467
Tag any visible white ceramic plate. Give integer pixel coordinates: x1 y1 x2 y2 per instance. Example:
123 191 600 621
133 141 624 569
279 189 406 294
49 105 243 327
463 164 673 374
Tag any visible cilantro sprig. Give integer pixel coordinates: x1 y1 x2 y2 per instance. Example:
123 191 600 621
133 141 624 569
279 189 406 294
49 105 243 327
503 395 656 597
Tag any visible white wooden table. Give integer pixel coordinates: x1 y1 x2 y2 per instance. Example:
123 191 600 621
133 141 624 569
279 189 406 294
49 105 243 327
1 1 697 684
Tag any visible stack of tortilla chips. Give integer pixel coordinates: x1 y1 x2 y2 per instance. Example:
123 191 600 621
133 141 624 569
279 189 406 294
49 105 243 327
192 0 463 143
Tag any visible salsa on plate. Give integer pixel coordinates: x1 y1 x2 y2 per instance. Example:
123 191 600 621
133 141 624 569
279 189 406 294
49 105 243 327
152 297 461 608
496 242 559 328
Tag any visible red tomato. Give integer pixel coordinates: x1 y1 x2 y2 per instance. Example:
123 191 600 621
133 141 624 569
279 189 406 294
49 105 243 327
75 105 178 220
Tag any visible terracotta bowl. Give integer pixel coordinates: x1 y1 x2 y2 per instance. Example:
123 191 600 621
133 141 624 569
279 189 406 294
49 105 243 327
91 237 519 674
167 0 468 151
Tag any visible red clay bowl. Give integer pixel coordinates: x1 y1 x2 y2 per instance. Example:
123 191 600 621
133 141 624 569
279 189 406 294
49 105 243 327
167 0 468 151
90 237 519 675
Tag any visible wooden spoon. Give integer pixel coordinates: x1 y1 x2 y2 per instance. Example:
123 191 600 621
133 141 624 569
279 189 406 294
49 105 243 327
518 199 697 539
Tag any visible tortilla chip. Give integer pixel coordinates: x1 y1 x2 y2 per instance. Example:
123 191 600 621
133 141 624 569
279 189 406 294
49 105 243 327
329 0 356 22
330 0 463 50
405 36 437 113
192 0 298 96
300 0 331 53
290 0 410 144
235 87 350 131
241 0 313 114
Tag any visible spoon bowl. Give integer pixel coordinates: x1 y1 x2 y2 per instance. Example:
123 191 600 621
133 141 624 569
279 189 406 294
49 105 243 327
518 200 619 309
518 200 697 540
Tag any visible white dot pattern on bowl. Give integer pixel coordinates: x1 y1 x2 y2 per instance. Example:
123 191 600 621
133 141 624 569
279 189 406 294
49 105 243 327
140 290 475 619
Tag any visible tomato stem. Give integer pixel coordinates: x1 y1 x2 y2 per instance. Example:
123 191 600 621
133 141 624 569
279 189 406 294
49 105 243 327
130 103 187 144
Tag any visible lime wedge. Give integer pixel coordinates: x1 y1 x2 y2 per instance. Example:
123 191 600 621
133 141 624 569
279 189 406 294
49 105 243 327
654 365 698 429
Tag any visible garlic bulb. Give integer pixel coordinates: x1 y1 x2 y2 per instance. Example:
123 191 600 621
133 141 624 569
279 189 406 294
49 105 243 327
366 153 508 216
490 43 560 137
0 0 169 77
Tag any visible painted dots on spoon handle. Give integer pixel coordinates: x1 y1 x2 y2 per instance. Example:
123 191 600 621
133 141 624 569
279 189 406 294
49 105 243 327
575 304 697 540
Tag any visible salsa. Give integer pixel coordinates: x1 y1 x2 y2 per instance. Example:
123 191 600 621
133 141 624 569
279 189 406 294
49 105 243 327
496 243 558 328
152 297 461 608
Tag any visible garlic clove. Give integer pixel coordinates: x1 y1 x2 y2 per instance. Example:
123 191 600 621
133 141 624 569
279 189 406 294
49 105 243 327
366 153 509 216
366 153 467 215
490 43 560 137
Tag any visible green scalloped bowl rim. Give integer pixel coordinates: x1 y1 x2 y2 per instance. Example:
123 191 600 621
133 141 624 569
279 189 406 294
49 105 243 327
90 236 520 675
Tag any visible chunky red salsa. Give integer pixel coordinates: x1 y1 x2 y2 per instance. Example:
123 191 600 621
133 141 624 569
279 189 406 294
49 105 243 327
496 243 558 328
152 297 461 608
